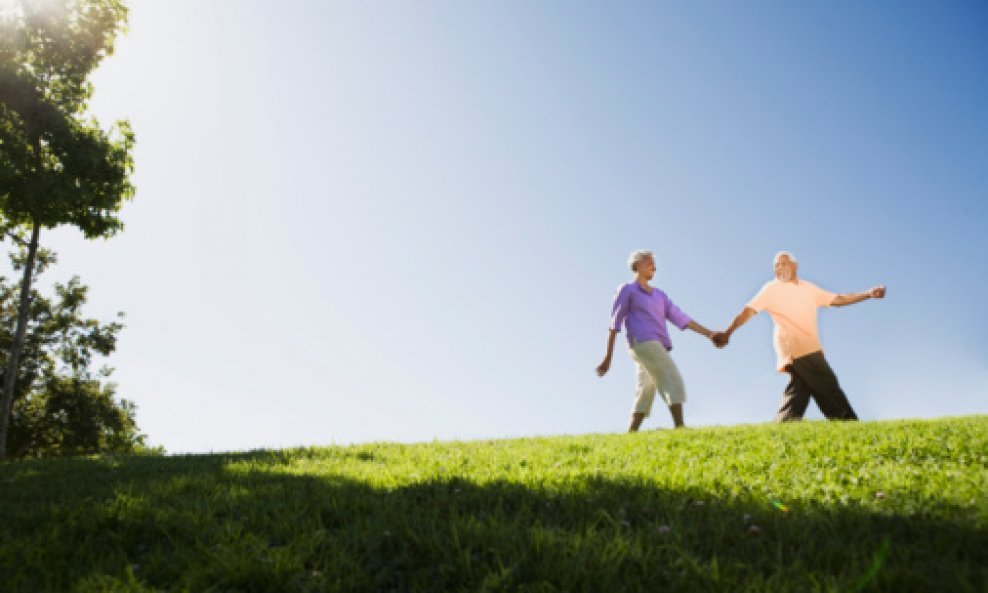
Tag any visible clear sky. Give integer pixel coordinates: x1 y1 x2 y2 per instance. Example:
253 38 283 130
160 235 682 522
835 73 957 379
21 1 987 452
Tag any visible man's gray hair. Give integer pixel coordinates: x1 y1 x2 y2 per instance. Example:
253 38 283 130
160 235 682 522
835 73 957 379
774 251 798 265
628 250 654 272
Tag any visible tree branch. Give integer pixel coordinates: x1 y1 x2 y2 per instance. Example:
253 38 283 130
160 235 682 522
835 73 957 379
4 231 29 248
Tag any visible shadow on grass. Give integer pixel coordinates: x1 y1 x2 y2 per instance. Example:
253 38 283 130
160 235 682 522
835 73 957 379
0 452 984 593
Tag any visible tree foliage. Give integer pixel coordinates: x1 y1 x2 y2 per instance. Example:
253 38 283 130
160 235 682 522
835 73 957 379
0 0 135 458
0 0 134 235
1 248 147 458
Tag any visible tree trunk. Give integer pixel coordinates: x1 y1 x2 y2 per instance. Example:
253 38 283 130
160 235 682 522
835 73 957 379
0 222 40 461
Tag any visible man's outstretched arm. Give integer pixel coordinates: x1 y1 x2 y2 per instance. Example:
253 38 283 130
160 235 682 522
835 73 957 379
712 307 758 347
831 286 886 307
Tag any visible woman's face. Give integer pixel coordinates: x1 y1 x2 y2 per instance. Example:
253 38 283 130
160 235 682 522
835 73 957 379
637 256 656 280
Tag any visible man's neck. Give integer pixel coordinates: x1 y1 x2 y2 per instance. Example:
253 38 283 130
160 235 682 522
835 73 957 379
636 277 652 292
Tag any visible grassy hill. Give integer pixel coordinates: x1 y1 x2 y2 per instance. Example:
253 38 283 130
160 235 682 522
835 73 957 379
1 416 985 592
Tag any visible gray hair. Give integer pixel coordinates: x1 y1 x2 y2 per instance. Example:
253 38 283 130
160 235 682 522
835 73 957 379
774 251 798 265
628 250 654 272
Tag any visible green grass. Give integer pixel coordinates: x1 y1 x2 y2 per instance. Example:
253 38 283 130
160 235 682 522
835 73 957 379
1 417 985 593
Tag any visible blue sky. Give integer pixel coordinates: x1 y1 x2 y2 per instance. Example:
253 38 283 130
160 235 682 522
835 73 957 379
23 1 987 452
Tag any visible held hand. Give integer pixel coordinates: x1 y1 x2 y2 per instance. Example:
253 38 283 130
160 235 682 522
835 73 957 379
596 358 611 377
711 332 730 348
870 286 887 299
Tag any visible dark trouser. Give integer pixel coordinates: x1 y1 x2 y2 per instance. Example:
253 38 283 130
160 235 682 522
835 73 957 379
776 351 858 422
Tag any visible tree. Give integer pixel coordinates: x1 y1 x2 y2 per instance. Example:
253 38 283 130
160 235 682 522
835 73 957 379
1 247 147 458
0 0 134 459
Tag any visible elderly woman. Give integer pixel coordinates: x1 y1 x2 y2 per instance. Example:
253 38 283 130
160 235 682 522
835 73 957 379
596 250 716 431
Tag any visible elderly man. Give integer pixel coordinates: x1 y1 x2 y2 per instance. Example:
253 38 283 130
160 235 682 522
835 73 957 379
713 252 886 422
597 250 717 431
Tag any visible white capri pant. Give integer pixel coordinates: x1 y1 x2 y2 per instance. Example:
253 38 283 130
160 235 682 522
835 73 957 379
629 339 687 416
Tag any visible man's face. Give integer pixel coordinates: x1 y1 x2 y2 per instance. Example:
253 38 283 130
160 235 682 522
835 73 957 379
637 256 656 280
774 256 797 282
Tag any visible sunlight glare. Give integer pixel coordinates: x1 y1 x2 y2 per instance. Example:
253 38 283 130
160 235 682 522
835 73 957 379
0 0 23 20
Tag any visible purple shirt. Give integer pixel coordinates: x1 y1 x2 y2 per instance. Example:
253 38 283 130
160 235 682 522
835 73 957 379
609 282 692 350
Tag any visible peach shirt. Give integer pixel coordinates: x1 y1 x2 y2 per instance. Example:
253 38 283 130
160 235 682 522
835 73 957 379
747 279 836 371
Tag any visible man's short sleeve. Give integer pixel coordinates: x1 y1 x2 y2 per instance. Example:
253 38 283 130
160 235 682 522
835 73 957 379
811 282 838 308
609 284 632 332
747 282 773 313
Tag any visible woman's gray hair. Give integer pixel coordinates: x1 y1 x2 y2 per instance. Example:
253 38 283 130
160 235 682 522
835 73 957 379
628 250 654 272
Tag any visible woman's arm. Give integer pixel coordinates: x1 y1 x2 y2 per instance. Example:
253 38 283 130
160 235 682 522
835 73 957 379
596 329 619 377
686 320 714 339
